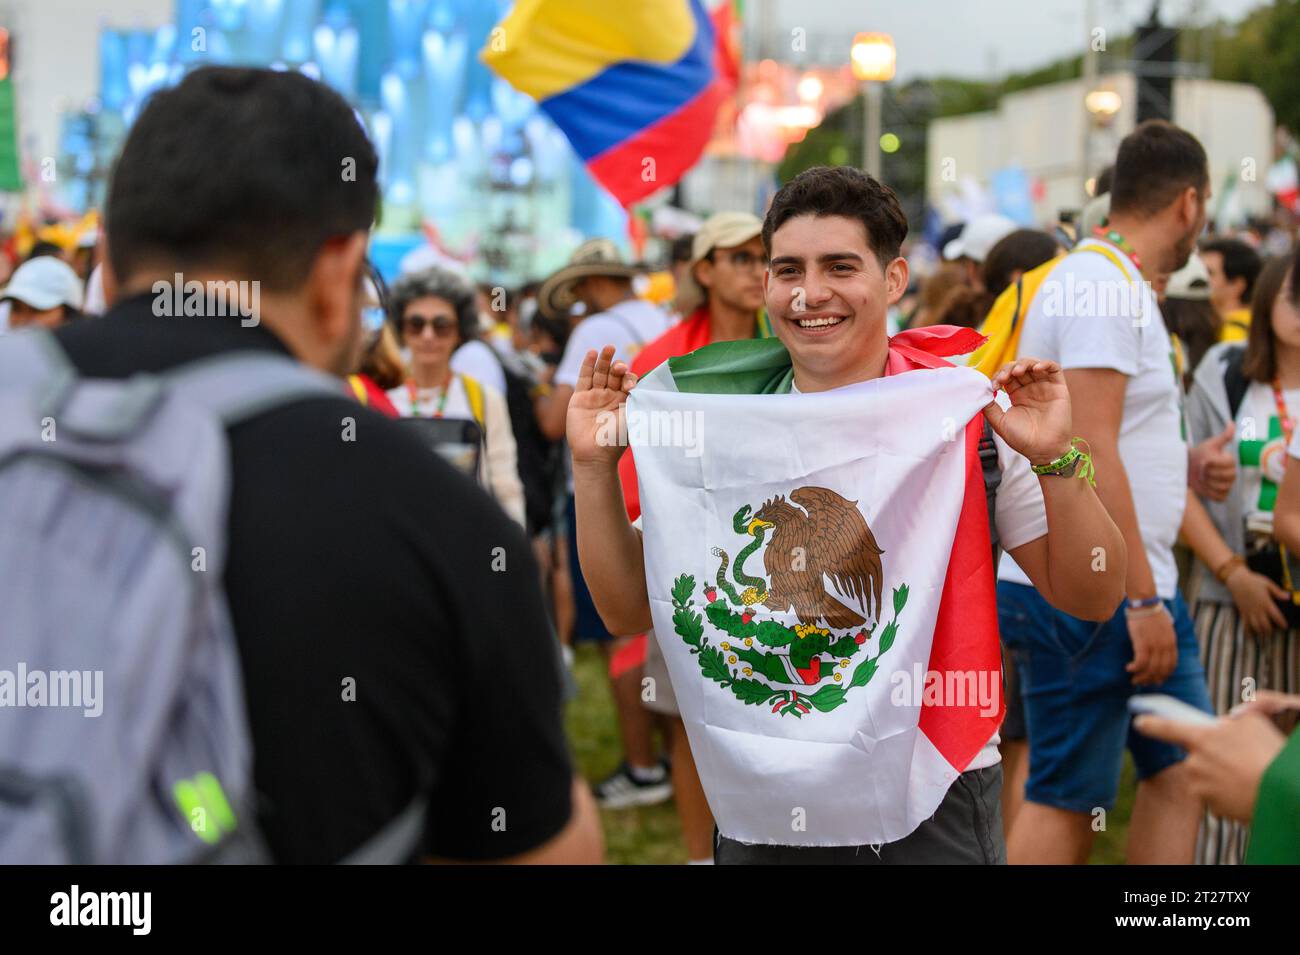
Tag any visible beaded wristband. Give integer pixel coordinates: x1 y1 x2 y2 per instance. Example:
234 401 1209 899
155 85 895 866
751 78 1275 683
1030 438 1097 487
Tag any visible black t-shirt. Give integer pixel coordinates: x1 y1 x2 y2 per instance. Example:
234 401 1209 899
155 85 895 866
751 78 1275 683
53 295 572 863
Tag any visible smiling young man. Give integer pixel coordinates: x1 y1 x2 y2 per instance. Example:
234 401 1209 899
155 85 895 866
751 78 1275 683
567 166 1126 863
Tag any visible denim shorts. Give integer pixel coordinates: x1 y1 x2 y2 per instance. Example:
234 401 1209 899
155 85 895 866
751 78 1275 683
996 581 1212 813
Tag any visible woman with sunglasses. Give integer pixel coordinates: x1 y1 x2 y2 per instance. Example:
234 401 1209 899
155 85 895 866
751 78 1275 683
1182 253 1300 863
387 266 526 527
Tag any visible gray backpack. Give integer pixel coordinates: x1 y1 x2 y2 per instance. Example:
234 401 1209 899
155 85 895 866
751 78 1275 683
0 329 422 863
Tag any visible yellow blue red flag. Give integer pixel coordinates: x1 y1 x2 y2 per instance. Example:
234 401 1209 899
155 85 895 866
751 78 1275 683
483 0 733 207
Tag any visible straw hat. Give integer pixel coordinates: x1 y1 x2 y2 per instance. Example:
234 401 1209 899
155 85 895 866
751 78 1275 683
539 239 640 319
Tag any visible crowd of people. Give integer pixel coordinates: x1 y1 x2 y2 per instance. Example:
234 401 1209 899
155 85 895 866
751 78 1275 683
3 64 1299 865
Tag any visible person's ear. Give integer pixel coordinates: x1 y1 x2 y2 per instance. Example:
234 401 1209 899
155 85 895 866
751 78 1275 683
304 231 368 346
885 256 909 306
694 257 715 292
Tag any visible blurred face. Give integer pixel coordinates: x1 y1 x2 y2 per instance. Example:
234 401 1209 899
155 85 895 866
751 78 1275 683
1271 268 1300 351
694 235 765 314
1201 250 1244 312
401 294 460 368
764 214 908 391
8 300 66 329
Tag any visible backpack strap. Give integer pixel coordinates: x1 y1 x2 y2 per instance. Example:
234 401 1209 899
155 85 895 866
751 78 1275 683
1006 275 1025 337
1222 343 1249 420
1078 241 1131 276
337 795 428 865
163 351 341 426
979 419 1002 564
460 373 486 429
0 327 79 408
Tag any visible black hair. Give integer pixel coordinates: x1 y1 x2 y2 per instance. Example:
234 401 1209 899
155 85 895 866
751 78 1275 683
106 66 379 291
1109 120 1208 218
1094 164 1114 197
389 266 479 346
1200 237 1263 304
670 234 695 265
1242 256 1295 384
762 166 908 269
25 241 65 262
981 229 1061 298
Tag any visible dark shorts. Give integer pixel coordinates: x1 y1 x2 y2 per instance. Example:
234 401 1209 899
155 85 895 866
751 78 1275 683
713 765 1005 864
996 581 1212 813
565 494 614 643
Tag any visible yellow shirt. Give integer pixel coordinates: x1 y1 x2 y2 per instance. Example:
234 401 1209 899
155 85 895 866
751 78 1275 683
1220 307 1251 342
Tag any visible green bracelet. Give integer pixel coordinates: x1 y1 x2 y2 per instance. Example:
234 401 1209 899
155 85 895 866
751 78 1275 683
1031 438 1097 487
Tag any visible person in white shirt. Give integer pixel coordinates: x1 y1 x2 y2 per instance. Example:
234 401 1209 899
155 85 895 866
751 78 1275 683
387 266 526 528
997 120 1215 865
534 239 674 807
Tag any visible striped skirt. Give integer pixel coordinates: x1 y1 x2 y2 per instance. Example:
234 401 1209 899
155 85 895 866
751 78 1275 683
1191 599 1300 865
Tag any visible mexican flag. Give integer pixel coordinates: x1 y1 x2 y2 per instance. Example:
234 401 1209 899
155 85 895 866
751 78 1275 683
626 330 1004 846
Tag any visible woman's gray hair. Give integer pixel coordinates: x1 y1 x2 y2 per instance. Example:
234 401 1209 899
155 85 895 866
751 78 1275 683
389 265 480 344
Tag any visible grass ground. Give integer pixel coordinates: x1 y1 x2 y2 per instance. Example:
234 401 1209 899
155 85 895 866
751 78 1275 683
566 643 1136 864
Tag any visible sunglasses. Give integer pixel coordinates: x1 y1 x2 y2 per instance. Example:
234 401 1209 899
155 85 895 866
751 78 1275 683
403 314 457 338
711 249 764 270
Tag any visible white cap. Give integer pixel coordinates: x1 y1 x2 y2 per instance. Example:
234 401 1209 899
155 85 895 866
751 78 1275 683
943 214 1017 263
1 256 84 311
1166 252 1212 301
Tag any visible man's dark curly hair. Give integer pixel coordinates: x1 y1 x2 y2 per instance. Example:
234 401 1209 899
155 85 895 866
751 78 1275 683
761 166 908 269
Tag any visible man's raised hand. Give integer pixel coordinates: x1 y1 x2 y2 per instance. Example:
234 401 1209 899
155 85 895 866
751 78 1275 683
567 346 637 471
984 358 1072 467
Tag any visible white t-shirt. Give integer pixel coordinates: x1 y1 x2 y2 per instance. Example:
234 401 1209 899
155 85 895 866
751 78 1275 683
387 375 477 421
1238 381 1298 535
998 239 1187 598
450 339 507 398
556 298 673 492
554 298 673 390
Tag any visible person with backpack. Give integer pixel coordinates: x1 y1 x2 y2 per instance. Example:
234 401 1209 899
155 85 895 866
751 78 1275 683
1180 254 1300 863
387 266 526 528
0 66 600 864
987 120 1216 865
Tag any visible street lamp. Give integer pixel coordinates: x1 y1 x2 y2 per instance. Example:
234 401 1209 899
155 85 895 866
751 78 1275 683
850 32 895 179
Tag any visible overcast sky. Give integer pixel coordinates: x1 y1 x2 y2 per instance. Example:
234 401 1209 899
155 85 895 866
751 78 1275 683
759 0 1267 81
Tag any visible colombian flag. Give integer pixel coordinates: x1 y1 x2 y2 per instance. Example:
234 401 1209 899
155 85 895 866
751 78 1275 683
483 0 734 207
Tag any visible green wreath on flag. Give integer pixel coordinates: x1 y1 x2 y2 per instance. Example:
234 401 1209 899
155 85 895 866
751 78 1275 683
670 573 908 718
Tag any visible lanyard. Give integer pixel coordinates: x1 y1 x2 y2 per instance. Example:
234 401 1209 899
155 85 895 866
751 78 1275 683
1272 379 1295 445
406 377 451 418
1092 226 1143 273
